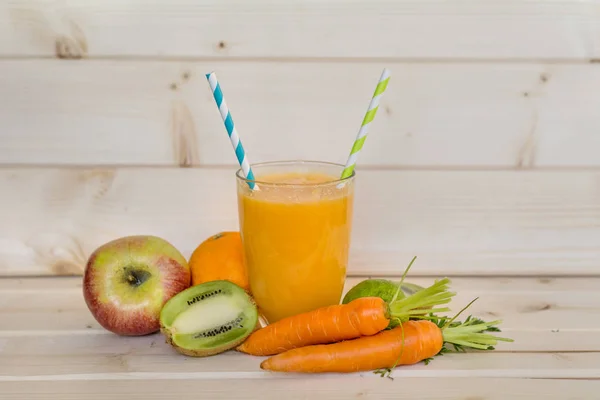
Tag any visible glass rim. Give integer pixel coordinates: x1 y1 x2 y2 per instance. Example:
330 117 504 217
235 159 356 187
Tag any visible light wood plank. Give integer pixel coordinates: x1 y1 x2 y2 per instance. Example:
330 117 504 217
1 349 599 378
2 0 599 60
1 277 599 352
1 168 599 277
1 378 599 400
2 60 600 167
2 327 598 353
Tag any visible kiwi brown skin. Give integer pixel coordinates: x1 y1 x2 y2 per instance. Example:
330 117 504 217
159 280 259 357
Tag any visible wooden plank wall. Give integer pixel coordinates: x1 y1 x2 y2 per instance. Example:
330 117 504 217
0 0 599 277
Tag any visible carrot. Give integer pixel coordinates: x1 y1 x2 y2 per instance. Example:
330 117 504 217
260 298 514 375
237 258 455 356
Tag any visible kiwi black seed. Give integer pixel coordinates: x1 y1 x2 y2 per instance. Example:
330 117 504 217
159 280 258 357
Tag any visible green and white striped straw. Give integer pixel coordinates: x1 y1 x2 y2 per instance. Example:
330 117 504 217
340 68 391 180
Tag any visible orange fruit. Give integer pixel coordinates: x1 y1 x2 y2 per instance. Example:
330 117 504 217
188 231 250 292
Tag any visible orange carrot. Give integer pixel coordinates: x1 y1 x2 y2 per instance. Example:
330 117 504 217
260 301 513 375
237 276 455 356
261 320 440 373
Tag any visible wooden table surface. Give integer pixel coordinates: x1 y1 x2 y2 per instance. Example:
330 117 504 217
1 275 599 399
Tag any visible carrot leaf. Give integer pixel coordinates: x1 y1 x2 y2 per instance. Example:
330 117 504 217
422 298 514 354
390 256 418 304
388 277 456 322
374 368 394 380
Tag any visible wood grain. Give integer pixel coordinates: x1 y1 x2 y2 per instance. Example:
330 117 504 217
1 0 598 60
1 167 598 277
2 60 600 167
2 351 599 378
1 276 599 352
1 378 598 400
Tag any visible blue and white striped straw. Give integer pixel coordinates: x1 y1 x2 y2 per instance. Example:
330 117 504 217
206 71 257 190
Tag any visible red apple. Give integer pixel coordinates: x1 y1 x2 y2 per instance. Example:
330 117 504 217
83 235 191 336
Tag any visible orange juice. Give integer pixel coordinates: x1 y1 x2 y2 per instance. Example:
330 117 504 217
236 162 355 323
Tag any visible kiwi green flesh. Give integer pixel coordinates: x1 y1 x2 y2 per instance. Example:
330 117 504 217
160 280 258 357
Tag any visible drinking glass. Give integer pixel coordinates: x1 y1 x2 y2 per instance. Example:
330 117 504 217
236 160 355 323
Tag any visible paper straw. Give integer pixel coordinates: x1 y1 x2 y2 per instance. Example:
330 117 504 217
340 68 391 180
206 71 258 190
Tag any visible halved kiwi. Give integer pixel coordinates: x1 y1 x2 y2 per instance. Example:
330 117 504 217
159 280 258 357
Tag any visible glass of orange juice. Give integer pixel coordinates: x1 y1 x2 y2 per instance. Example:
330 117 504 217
236 160 355 324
